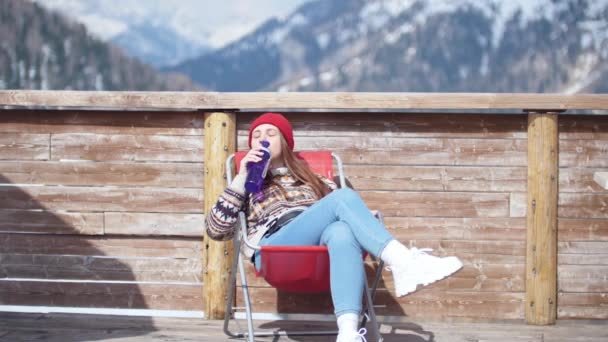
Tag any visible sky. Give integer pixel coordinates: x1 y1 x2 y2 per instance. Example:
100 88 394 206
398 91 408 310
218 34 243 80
33 0 310 48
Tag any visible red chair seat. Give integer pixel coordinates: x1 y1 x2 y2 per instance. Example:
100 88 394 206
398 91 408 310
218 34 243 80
259 246 331 293
256 246 329 293
258 245 368 294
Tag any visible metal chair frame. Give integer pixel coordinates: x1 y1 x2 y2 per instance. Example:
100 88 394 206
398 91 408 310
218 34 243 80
222 152 385 342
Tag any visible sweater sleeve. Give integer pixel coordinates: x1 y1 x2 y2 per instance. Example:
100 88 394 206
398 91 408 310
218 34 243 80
205 174 247 241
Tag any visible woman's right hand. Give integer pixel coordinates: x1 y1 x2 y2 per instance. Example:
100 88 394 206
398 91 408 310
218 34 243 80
239 149 265 176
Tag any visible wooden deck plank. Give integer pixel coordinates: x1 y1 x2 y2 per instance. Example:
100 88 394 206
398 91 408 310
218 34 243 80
0 312 607 342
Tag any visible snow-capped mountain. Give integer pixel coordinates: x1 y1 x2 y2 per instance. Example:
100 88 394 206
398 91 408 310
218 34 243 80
31 0 211 67
170 0 608 93
0 0 198 90
111 24 208 68
30 0 309 68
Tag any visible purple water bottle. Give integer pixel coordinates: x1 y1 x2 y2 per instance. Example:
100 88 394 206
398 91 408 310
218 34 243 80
245 140 271 194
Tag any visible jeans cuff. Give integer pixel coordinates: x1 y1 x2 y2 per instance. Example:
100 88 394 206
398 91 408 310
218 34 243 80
335 308 362 317
375 237 395 259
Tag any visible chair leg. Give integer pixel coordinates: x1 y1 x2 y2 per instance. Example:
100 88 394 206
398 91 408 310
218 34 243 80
238 253 256 342
224 239 247 339
223 237 256 341
360 259 385 342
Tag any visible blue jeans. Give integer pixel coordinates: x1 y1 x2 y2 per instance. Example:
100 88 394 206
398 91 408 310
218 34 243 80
255 188 394 316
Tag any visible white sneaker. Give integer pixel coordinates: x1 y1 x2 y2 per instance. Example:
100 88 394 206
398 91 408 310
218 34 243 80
389 248 463 297
336 328 367 342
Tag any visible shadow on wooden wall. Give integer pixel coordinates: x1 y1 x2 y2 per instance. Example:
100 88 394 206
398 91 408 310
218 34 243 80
0 174 158 340
0 109 207 339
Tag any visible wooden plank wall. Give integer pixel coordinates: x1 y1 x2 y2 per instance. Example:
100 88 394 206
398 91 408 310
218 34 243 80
1 110 606 321
235 112 529 321
234 112 608 321
0 110 204 310
557 116 608 319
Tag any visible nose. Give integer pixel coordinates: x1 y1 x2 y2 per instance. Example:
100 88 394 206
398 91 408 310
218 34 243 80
258 132 270 142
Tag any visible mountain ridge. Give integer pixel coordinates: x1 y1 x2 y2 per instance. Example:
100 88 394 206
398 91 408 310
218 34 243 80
170 0 608 93
0 0 198 91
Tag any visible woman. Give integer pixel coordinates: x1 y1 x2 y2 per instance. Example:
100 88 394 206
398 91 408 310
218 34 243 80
206 112 462 342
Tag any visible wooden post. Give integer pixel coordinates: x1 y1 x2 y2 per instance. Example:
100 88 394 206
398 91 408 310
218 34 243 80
203 111 236 319
525 111 559 325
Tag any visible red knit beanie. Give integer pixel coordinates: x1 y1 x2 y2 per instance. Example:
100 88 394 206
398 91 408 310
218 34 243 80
248 112 294 150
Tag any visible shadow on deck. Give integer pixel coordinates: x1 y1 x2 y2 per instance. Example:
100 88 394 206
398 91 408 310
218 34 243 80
1 312 607 342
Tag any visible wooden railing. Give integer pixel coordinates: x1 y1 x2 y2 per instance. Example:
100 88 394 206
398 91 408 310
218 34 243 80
1 91 607 324
1 91 608 110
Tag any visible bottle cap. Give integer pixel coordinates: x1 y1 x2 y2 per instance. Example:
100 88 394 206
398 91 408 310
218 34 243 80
259 140 270 153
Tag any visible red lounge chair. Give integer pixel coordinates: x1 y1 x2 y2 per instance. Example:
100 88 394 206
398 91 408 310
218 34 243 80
222 151 384 342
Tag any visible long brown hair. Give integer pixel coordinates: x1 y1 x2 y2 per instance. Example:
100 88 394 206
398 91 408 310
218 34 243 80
266 135 332 199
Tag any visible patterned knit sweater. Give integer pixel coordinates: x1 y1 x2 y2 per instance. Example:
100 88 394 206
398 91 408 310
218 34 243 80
205 168 337 258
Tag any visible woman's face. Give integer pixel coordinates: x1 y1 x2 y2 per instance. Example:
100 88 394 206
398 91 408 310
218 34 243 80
251 123 283 162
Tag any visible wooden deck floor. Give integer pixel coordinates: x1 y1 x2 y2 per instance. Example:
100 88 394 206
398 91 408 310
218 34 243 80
0 312 606 342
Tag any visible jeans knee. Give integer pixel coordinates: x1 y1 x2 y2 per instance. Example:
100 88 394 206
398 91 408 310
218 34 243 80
333 187 359 203
322 221 360 250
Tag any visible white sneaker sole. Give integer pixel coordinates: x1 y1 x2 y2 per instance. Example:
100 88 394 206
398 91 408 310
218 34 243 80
421 257 463 286
395 257 463 297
